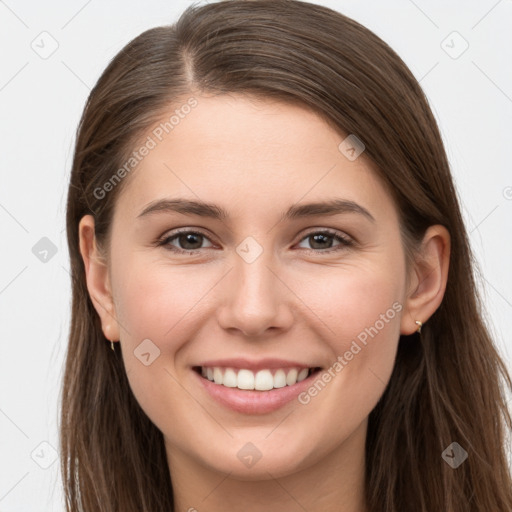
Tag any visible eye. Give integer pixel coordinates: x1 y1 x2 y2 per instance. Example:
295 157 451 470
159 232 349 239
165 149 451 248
156 229 215 254
296 229 354 253
156 228 354 255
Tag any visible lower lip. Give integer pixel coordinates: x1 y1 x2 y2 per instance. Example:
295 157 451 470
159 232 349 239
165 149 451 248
192 368 322 414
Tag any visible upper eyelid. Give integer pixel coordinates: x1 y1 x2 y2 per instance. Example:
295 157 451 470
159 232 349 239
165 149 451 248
161 227 216 244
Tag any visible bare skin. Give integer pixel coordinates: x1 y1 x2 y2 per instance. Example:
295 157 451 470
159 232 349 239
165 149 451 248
79 93 450 512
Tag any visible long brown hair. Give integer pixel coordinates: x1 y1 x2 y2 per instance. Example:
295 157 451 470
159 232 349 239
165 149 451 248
61 1 512 510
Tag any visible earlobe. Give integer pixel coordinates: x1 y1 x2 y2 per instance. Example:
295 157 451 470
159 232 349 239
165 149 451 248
78 215 120 342
400 225 451 335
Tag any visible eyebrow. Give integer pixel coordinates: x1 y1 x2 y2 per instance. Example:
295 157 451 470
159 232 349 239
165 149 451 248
136 198 375 223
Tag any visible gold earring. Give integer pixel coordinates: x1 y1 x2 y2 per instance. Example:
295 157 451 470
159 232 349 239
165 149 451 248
415 320 423 333
105 324 116 351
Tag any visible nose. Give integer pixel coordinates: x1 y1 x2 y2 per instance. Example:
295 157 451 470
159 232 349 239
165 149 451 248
216 252 294 338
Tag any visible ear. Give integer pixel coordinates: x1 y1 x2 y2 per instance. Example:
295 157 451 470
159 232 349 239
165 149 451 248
400 224 451 335
78 214 120 343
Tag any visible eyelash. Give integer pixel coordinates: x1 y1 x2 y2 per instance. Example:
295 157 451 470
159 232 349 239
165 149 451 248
155 228 355 255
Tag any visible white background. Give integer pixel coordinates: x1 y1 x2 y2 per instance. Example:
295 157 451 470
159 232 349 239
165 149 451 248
1 0 511 510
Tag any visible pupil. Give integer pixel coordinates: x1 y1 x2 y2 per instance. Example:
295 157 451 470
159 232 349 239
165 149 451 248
311 233 331 249
180 233 202 249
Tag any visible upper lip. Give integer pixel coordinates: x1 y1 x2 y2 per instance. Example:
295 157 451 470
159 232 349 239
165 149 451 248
195 358 320 372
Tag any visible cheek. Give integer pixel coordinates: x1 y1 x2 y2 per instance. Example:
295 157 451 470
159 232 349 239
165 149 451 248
294 255 405 416
110 257 212 412
301 253 404 346
113 256 211 343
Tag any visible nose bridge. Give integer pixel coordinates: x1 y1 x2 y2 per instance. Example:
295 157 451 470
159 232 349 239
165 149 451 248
216 236 292 336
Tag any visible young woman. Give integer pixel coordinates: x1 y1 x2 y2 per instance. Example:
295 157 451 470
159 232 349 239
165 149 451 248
61 1 512 510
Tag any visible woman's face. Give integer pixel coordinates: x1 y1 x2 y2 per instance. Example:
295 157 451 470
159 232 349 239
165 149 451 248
90 93 416 479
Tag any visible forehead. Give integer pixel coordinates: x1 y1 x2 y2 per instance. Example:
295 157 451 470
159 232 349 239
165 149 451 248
115 93 395 221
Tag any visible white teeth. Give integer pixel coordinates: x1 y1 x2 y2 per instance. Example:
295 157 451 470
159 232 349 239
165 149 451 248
199 366 315 390
237 369 255 390
286 368 298 386
254 370 274 391
273 369 287 388
213 367 223 385
223 368 238 388
297 368 309 382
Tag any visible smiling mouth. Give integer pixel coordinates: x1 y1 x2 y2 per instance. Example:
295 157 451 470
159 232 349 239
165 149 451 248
193 366 323 391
